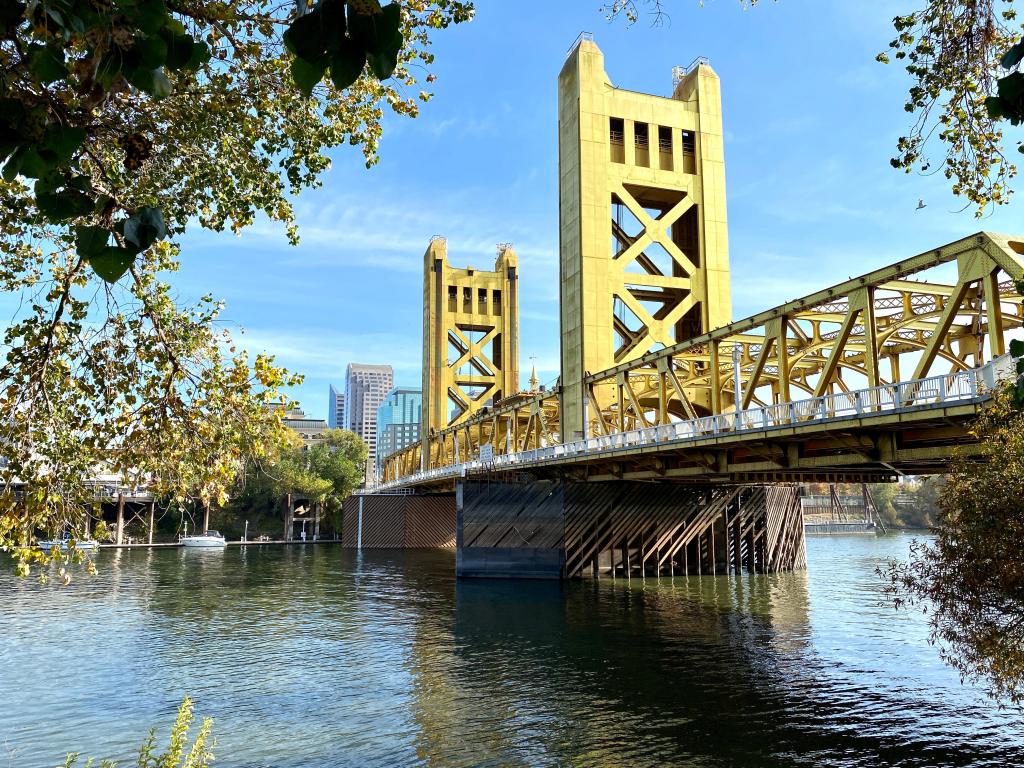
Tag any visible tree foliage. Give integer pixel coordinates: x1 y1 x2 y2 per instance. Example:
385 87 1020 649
882 387 1024 706
0 0 472 574
274 428 366 512
227 427 366 533
880 0 1023 215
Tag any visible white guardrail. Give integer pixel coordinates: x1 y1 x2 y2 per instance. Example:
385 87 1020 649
370 354 1016 492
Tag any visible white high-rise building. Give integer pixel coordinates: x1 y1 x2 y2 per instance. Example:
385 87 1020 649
344 363 394 480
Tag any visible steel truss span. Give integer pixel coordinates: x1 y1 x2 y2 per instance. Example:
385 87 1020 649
381 232 1024 489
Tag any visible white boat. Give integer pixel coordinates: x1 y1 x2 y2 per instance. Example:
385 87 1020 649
38 534 99 552
180 530 227 548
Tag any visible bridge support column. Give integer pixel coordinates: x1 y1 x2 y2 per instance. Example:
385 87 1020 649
341 493 456 549
456 478 806 579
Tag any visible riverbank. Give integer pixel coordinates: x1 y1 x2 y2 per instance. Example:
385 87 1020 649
96 538 344 549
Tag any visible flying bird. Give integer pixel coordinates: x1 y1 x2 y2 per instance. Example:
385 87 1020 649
916 199 927 210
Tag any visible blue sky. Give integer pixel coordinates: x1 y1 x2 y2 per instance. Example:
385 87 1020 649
173 0 1023 421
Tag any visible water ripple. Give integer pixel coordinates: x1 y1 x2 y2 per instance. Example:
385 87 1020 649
1 536 1023 767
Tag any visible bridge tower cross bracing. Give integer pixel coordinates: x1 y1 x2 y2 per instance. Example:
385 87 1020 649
558 39 732 441
422 237 520 468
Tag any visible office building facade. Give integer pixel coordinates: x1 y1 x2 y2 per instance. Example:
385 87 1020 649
344 363 394 480
328 384 345 429
376 387 422 477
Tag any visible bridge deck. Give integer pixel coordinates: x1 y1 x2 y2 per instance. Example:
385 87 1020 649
371 355 1012 491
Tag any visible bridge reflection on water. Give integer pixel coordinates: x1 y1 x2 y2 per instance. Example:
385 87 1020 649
2 543 1022 767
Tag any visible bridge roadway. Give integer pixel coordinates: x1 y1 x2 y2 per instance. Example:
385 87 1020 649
371 353 1014 492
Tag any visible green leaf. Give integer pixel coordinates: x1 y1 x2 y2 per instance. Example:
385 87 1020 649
75 225 110 258
366 39 399 81
350 1 400 55
131 0 167 35
88 246 136 283
998 72 1024 103
291 56 328 96
986 96 1006 120
2 145 25 181
163 31 194 70
1002 41 1024 70
320 0 347 54
329 42 365 90
123 206 166 252
151 68 172 99
44 124 86 165
19 148 57 178
284 9 327 62
36 186 92 221
183 40 210 71
27 44 67 84
134 33 168 70
1011 339 1024 358
126 66 172 99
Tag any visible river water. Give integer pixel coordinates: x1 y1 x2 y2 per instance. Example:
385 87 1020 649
1 534 1022 767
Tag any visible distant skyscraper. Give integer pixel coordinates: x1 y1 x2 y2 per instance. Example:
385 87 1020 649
328 384 344 429
344 363 394 480
376 387 422 477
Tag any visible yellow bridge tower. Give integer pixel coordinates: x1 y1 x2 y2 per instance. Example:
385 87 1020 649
558 36 732 439
422 237 520 464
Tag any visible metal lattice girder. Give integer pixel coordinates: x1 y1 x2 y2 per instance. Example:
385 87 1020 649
421 237 520 440
558 39 732 441
382 232 1024 486
586 232 1024 433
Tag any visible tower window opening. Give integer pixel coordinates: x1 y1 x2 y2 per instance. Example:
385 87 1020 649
447 285 457 312
658 126 672 152
609 117 625 163
609 117 624 144
681 130 696 154
492 289 502 314
478 288 488 313
634 122 649 147
657 125 673 171
463 287 472 311
634 122 650 167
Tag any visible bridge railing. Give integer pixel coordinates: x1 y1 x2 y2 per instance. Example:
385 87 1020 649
370 354 1014 491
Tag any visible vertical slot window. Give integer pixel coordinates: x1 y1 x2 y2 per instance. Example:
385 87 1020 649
681 130 696 173
609 117 625 164
634 122 650 167
658 125 673 171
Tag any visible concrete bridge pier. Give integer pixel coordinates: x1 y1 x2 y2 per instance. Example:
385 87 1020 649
456 478 806 579
341 493 456 549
